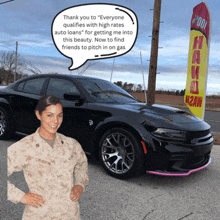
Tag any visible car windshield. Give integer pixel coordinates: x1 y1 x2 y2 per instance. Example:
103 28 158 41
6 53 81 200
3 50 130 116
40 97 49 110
78 78 139 103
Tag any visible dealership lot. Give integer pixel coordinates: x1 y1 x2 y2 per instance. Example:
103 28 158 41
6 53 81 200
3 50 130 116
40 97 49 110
1 137 220 220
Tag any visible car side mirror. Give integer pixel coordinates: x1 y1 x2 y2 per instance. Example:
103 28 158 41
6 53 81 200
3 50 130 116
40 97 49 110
64 93 85 106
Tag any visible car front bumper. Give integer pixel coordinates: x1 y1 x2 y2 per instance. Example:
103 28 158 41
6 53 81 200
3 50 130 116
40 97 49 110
147 157 212 176
144 134 213 176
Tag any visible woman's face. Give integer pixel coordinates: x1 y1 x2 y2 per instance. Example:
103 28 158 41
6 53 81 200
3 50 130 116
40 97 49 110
35 104 63 139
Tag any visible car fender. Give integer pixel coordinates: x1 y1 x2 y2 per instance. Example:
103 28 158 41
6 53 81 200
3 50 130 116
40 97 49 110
0 98 16 122
0 97 10 105
94 115 155 151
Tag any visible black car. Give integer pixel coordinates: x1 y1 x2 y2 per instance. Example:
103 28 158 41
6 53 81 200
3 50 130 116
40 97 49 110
0 74 213 178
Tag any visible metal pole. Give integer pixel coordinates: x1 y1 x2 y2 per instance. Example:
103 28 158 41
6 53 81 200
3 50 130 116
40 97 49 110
110 57 115 82
147 0 162 105
14 41 18 82
140 51 147 104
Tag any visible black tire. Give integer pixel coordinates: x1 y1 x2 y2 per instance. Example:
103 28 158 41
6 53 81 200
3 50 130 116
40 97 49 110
99 128 145 179
0 107 15 139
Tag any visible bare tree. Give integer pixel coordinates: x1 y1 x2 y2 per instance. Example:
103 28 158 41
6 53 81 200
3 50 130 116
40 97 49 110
0 51 41 76
23 60 42 75
0 51 41 83
77 61 97 76
137 84 142 91
0 68 13 84
127 83 134 91
114 81 123 88
0 51 24 73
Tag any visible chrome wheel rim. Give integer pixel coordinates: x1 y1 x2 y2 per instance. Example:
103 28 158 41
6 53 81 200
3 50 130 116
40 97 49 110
0 110 6 136
101 132 135 174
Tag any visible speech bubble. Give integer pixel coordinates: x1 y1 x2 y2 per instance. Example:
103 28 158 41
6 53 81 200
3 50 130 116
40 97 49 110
51 3 138 70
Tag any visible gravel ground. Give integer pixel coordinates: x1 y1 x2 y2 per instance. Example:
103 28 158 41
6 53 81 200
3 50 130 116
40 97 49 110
212 134 220 145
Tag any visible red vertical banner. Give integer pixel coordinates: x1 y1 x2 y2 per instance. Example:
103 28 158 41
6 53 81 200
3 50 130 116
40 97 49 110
184 2 211 119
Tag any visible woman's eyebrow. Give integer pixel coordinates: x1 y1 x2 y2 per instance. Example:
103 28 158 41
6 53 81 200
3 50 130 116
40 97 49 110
46 111 63 114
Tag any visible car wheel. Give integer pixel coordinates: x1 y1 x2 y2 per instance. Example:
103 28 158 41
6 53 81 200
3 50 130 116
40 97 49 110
99 128 145 179
0 107 14 139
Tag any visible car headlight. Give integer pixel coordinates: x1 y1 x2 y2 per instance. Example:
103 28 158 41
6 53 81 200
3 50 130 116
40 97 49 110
152 128 187 141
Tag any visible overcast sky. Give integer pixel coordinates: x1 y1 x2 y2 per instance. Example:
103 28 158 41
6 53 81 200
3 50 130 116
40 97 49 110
0 0 219 88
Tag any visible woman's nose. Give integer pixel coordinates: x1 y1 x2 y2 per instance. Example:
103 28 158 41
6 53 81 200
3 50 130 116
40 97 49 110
52 116 58 123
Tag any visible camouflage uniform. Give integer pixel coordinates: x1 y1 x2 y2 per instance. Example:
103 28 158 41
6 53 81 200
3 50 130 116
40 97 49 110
8 129 89 220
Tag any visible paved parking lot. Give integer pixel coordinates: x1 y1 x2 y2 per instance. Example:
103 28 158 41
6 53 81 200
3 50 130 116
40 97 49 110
1 139 220 220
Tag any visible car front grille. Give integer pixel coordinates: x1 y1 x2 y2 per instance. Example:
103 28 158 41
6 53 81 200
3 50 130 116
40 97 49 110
187 129 210 140
186 129 212 144
168 151 211 171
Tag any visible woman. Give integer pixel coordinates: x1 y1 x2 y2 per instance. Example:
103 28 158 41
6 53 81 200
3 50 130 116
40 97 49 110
7 95 89 220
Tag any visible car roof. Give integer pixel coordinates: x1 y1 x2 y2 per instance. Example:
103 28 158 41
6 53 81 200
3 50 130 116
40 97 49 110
8 73 107 88
61 74 107 82
21 73 103 80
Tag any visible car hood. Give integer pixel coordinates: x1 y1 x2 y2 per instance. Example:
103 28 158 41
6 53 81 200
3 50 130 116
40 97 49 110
137 103 200 123
92 102 210 131
101 102 199 122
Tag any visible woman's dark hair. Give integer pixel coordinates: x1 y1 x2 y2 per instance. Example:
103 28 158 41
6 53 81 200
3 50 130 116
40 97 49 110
35 95 62 115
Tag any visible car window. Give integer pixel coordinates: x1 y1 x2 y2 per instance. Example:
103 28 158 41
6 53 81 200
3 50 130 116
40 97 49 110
22 78 46 95
78 78 137 103
46 78 80 100
17 81 25 91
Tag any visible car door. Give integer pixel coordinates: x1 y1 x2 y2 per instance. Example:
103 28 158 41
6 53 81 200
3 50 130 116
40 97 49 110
9 77 47 134
45 76 92 150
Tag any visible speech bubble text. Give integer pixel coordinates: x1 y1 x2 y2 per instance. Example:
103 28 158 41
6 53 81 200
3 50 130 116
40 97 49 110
52 4 138 70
